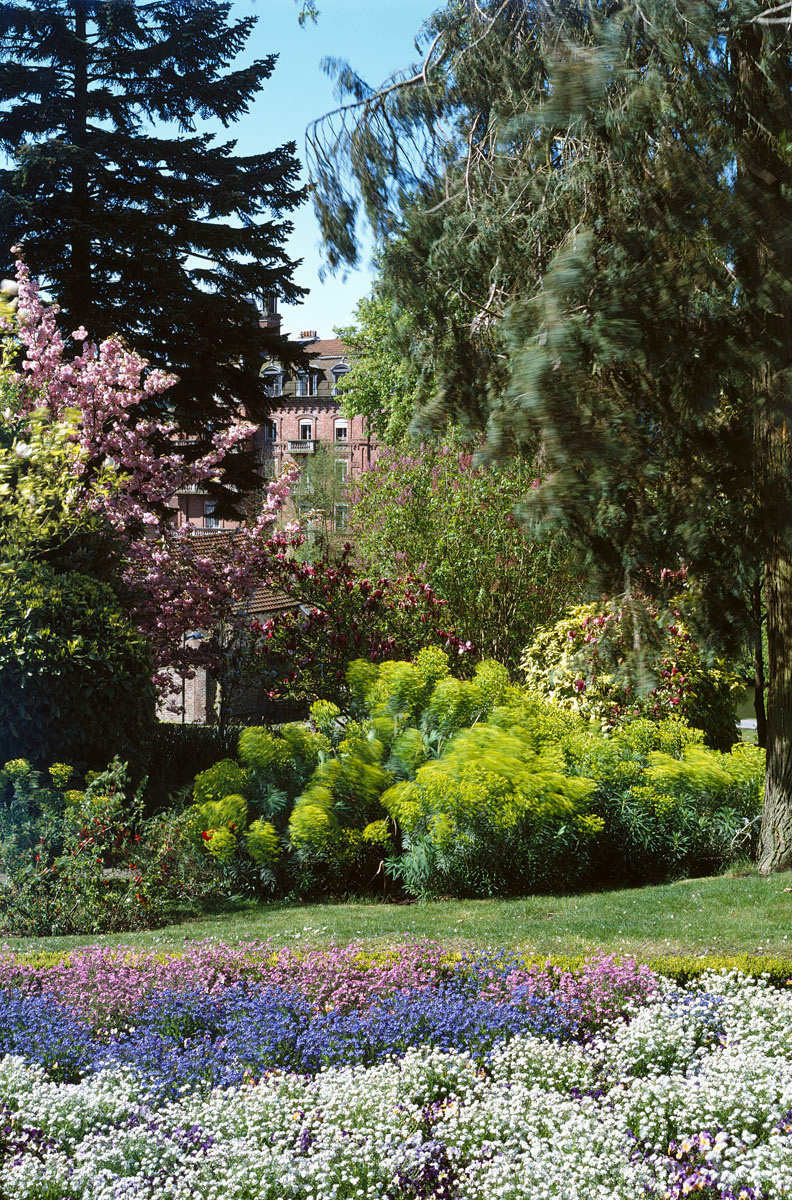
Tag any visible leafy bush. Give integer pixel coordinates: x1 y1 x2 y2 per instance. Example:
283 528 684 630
0 564 155 770
521 600 742 750
287 722 394 896
185 648 764 901
190 712 336 895
0 758 215 936
383 725 600 898
562 723 763 886
349 441 583 670
250 540 477 708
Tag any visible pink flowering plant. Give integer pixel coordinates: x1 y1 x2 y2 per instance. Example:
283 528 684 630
0 938 656 1043
0 253 300 699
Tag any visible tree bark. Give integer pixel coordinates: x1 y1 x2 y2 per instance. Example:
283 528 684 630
758 553 792 872
752 573 767 749
731 20 792 872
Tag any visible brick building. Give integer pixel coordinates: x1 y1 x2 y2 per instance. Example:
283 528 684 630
161 314 376 722
172 324 375 532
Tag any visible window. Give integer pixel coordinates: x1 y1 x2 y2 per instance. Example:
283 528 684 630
334 502 349 531
334 419 348 442
299 420 313 442
331 363 350 396
334 456 349 482
263 419 278 441
203 500 220 529
262 369 283 399
297 371 318 398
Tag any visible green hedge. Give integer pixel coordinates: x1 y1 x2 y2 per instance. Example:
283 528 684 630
0 564 155 770
144 723 248 804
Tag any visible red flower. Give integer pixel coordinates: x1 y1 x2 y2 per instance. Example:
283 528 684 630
201 829 214 842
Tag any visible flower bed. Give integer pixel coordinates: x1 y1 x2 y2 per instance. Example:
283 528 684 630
0 943 790 1198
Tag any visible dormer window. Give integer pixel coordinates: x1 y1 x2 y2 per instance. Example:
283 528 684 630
331 363 351 396
261 365 284 398
297 371 319 398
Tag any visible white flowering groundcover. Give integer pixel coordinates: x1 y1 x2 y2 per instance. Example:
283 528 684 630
2 972 792 1199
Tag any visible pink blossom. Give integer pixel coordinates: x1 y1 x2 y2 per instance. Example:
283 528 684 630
8 255 300 698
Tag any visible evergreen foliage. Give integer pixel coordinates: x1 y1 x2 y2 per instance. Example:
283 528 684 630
0 0 306 507
309 0 792 873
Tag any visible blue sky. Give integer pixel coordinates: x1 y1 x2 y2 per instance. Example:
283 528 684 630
228 0 435 338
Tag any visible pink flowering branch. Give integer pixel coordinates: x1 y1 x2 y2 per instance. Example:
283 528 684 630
8 253 300 697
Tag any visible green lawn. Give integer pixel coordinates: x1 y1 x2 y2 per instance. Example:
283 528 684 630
2 868 792 957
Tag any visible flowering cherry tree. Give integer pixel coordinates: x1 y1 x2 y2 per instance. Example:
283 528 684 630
2 254 299 698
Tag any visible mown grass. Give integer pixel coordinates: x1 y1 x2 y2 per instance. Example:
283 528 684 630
2 868 791 958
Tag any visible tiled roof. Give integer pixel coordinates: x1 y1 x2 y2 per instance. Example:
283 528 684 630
182 530 295 615
247 586 295 615
308 338 349 358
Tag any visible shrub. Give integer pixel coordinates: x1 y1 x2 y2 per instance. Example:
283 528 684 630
562 724 764 885
0 563 155 770
250 542 476 708
521 600 742 750
189 710 336 896
349 441 583 670
383 724 601 899
0 758 214 936
184 648 764 901
287 723 394 896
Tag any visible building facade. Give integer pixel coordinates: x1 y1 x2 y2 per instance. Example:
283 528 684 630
172 328 375 533
161 317 374 724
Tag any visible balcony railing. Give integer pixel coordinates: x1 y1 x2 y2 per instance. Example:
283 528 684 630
287 439 315 454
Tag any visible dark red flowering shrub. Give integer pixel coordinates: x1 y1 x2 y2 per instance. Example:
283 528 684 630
250 537 476 706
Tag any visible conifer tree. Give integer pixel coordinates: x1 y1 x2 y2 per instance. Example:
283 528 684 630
310 0 792 872
0 0 306 505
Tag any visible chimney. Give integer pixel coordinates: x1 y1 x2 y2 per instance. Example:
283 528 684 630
260 292 281 332
300 329 318 339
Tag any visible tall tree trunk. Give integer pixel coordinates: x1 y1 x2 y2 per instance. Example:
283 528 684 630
753 573 767 749
755 378 792 872
758 553 792 872
731 21 792 872
69 0 91 328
